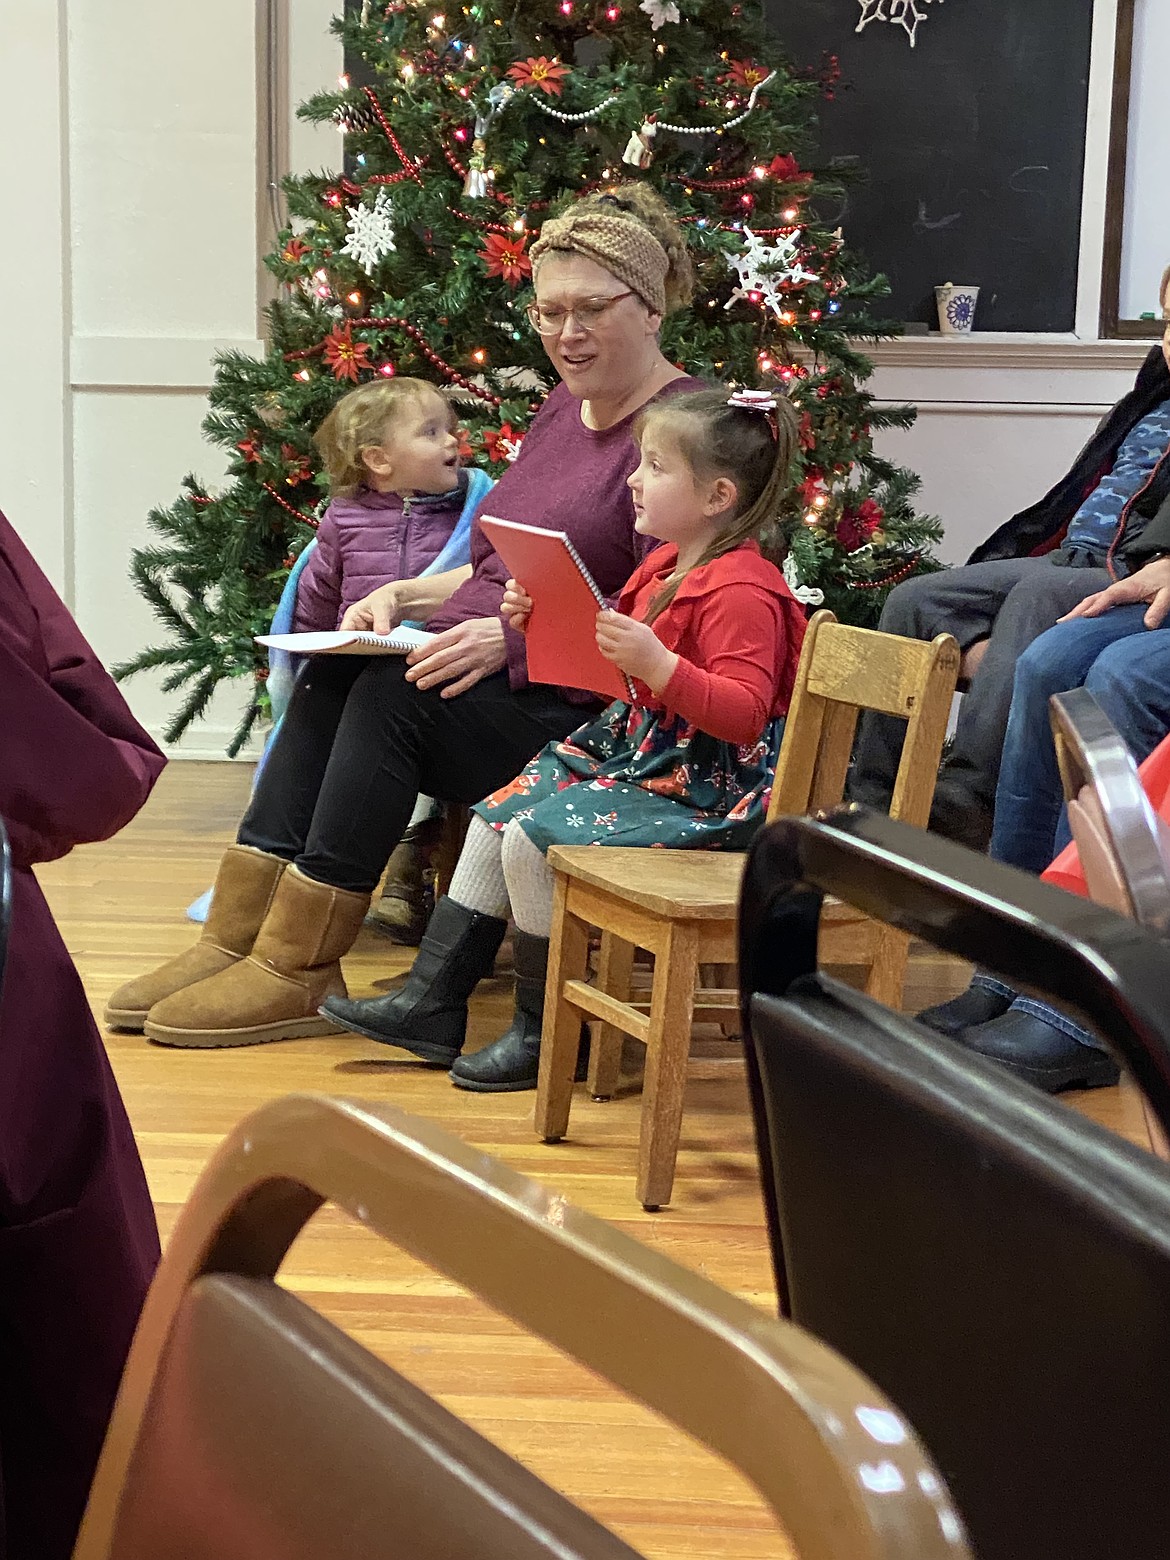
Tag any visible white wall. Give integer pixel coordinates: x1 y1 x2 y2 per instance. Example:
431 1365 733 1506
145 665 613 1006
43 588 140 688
0 0 1154 756
1120 0 1170 319
0 0 340 757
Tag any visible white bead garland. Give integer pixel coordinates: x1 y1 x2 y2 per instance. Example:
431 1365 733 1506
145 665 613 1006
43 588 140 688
523 66 776 134
530 93 621 124
654 70 776 133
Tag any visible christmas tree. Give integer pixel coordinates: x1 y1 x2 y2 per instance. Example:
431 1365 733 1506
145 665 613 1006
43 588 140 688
118 0 941 753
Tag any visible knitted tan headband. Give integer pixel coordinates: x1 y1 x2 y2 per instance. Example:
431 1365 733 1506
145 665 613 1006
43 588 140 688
529 209 670 315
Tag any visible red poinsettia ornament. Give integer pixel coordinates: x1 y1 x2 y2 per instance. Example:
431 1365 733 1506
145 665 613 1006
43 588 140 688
236 433 263 463
507 56 570 96
768 153 812 185
478 232 532 286
281 443 313 485
483 422 523 463
721 58 768 91
281 237 310 263
322 323 372 383
836 497 884 552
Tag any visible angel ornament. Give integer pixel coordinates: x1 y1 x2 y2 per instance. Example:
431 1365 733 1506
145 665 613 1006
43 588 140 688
463 113 494 201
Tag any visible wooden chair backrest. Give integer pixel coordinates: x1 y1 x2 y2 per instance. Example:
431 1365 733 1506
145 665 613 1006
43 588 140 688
75 1097 970 1560
768 610 960 827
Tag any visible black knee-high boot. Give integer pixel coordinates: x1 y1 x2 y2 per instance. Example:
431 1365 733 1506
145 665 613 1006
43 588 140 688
449 930 549 1092
320 896 506 1065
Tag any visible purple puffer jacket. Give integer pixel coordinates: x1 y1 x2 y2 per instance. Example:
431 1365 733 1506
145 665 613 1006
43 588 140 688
293 476 470 632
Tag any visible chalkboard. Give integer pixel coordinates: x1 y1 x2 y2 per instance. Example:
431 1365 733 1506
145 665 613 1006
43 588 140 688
765 0 1095 332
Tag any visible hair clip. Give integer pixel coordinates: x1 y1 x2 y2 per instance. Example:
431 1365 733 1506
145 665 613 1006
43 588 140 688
727 388 780 440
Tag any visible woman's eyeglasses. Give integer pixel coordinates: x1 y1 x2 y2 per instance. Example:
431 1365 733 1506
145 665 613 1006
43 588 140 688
525 291 635 335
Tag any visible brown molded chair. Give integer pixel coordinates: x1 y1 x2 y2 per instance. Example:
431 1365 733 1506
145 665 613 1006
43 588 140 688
739 807 1170 1560
1050 686 1170 1156
536 611 960 1210
73 1095 970 1560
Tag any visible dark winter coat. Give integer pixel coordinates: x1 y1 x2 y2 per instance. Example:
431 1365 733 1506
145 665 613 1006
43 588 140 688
969 345 1170 576
0 509 163 1560
293 471 478 632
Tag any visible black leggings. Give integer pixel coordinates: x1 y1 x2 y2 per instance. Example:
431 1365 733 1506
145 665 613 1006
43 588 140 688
239 657 581 893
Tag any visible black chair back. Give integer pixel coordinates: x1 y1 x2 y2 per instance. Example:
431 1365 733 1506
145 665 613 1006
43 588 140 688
739 807 1170 1560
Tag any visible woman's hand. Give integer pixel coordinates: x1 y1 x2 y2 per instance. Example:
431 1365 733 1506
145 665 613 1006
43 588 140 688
1059 557 1170 630
405 616 508 698
341 581 409 635
501 578 533 633
595 610 677 693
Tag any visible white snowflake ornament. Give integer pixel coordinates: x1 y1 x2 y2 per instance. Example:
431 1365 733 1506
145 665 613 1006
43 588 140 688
725 228 820 317
341 188 397 275
856 0 942 48
640 0 680 27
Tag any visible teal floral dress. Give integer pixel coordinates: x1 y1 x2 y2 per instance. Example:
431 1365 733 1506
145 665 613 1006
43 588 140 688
473 699 787 853
472 540 807 857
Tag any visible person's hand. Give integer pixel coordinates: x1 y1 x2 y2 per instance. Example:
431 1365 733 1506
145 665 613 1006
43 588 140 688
501 578 533 633
595 610 677 692
1059 556 1170 630
405 616 507 698
341 581 409 635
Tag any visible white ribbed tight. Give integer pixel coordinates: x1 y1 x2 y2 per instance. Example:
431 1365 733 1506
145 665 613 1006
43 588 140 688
447 814 557 936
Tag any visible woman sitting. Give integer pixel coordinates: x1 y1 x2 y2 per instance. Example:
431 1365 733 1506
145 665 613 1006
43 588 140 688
326 387 808 1092
108 183 704 1048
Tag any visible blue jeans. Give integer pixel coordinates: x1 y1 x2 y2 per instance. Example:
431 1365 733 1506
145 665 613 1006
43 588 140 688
986 606 1170 1049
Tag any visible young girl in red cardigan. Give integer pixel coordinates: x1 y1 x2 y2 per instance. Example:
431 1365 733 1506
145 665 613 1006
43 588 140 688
324 386 807 1089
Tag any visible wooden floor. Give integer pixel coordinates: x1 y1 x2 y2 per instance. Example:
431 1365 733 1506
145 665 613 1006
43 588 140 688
40 762 1151 1559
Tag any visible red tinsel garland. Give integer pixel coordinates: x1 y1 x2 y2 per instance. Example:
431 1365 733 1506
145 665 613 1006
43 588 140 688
845 557 921 591
361 85 425 185
285 317 513 408
262 483 320 527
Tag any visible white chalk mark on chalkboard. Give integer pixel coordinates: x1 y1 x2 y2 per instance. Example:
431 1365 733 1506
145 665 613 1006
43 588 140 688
1009 165 1051 193
913 200 961 234
856 0 943 48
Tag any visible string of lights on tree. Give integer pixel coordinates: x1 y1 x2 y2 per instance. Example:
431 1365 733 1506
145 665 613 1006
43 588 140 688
116 0 940 749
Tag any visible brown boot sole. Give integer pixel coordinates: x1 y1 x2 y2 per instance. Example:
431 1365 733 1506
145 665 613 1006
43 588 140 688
104 1006 149 1033
143 1013 345 1049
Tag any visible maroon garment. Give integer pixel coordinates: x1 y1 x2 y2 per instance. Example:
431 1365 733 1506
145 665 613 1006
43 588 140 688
428 376 705 688
292 478 470 633
0 510 163 1560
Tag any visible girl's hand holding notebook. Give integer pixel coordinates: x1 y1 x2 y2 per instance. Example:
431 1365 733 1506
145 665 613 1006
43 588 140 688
594 610 677 693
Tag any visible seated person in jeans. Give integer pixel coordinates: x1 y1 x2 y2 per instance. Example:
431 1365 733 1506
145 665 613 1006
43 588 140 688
920 554 1170 1091
851 266 1170 849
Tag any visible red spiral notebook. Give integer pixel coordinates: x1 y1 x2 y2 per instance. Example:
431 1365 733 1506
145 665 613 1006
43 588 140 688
478 515 636 703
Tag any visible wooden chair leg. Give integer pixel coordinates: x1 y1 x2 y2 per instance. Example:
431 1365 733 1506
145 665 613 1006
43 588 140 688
863 925 910 1011
535 877 591 1143
587 931 635 1100
636 921 700 1212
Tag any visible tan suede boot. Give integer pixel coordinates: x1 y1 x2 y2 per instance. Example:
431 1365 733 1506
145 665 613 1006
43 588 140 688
104 845 288 1032
143 865 370 1048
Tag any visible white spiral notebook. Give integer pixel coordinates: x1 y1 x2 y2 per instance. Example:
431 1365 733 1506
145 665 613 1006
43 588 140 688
256 627 435 655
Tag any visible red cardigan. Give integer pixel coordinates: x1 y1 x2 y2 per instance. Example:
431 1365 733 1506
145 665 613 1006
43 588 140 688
618 541 806 746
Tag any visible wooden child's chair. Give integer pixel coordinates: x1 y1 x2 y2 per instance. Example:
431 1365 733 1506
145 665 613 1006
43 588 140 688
535 610 960 1210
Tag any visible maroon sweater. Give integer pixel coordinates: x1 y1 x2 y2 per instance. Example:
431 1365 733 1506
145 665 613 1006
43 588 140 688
428 376 704 689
